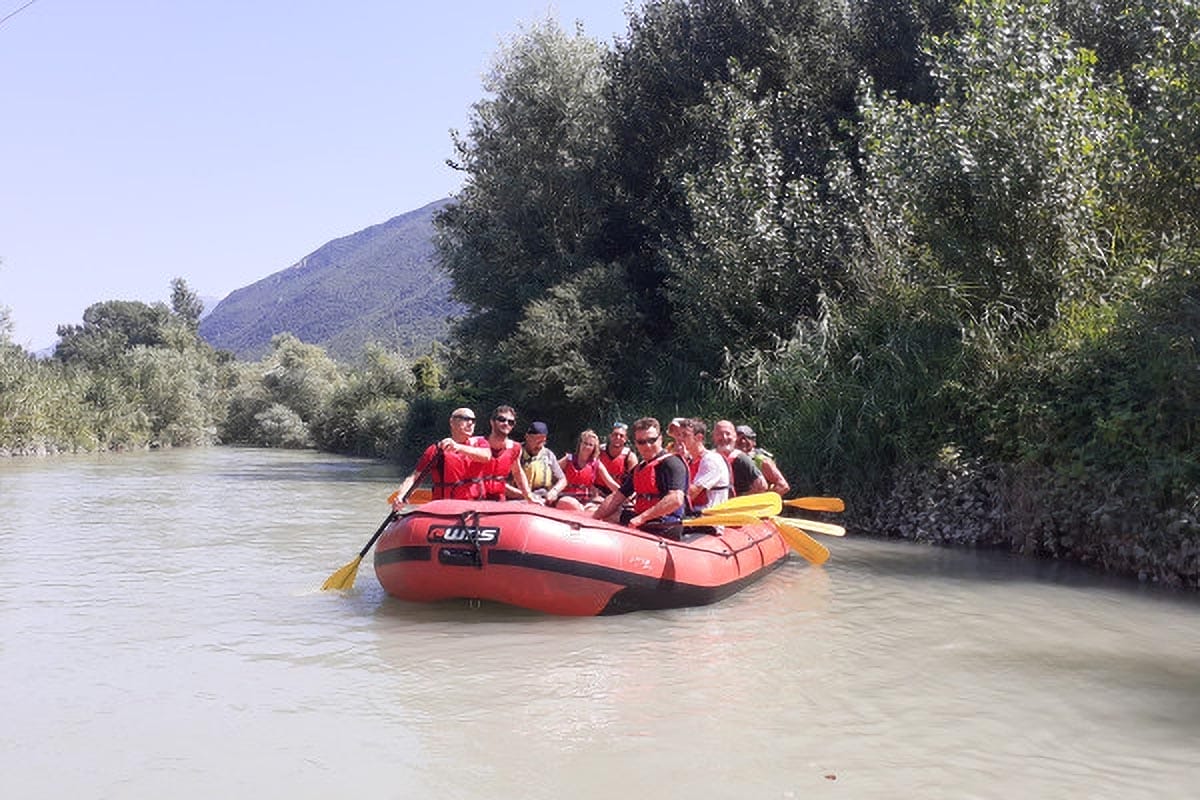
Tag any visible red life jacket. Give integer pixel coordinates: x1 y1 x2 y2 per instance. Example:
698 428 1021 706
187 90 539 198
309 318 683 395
479 437 520 500
416 441 483 500
561 455 597 501
598 444 632 484
631 451 686 522
687 450 732 509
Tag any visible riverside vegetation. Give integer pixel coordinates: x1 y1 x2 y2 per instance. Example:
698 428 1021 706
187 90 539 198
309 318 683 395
2 0 1197 587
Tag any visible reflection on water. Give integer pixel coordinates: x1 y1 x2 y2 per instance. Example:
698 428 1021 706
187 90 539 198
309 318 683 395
1 448 1197 799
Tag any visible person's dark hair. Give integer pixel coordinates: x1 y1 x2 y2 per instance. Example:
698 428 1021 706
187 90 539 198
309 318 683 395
632 416 660 434
683 417 707 438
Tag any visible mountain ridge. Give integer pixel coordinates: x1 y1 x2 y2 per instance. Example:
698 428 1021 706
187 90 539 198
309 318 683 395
199 198 461 360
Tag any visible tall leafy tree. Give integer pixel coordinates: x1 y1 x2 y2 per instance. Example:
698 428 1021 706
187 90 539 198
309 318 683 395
170 277 205 332
54 300 174 367
1121 0 1200 255
857 0 1126 334
605 0 866 394
439 19 614 399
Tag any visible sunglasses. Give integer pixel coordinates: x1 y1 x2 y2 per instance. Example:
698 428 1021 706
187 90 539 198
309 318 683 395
634 436 659 446
452 415 476 422
494 416 516 425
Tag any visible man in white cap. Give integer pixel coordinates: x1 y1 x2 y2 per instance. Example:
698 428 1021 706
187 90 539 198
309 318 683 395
666 417 688 457
736 424 791 497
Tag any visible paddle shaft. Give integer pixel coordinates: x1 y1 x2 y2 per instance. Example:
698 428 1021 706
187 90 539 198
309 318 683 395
357 510 399 559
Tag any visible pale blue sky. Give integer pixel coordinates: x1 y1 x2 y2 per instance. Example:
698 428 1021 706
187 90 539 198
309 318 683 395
0 0 633 351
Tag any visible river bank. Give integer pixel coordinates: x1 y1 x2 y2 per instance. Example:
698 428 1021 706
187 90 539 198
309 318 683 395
856 446 1200 590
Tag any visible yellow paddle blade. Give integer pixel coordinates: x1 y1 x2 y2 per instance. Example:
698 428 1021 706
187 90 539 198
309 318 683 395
321 555 364 591
770 519 830 565
783 496 845 513
703 492 783 518
780 516 846 537
682 513 763 527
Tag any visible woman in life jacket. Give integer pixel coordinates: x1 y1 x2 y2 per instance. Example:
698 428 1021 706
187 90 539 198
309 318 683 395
556 429 620 512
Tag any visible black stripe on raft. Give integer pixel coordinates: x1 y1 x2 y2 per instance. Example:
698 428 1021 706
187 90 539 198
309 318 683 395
403 547 787 615
374 545 432 564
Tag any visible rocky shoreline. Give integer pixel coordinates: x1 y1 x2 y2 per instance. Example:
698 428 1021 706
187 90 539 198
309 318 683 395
855 447 1200 590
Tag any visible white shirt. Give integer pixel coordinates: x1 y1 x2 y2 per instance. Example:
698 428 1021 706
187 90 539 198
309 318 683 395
690 449 731 510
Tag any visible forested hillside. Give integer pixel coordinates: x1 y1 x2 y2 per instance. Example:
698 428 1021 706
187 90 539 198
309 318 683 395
200 198 460 360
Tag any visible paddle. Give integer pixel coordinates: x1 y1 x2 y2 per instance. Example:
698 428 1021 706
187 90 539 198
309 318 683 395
769 519 830 565
683 513 831 565
777 516 846 537
321 489 414 591
682 512 764 527
783 496 845 513
702 492 783 518
407 487 433 504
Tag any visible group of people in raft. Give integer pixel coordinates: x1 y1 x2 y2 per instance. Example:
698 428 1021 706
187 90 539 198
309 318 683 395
392 405 791 539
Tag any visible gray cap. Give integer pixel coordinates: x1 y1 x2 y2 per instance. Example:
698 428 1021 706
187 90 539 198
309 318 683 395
735 424 756 439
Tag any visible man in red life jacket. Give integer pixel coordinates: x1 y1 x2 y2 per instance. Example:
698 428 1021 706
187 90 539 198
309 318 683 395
478 404 538 503
592 417 689 539
597 422 637 495
712 419 768 496
391 407 490 506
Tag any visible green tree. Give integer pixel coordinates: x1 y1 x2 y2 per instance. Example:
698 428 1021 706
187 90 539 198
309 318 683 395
170 277 205 332
1121 0 1200 255
663 63 859 380
55 300 173 367
439 18 613 400
123 346 223 446
499 263 637 419
260 333 343 423
857 0 1126 334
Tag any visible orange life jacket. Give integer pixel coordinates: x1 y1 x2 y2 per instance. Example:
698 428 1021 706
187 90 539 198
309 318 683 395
561 455 597 501
479 437 520 500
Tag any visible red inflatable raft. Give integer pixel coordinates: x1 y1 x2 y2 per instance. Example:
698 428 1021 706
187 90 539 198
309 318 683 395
373 499 790 615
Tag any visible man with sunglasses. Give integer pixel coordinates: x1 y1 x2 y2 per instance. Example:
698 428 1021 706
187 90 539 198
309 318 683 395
478 404 538 503
391 407 490 505
592 417 689 539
